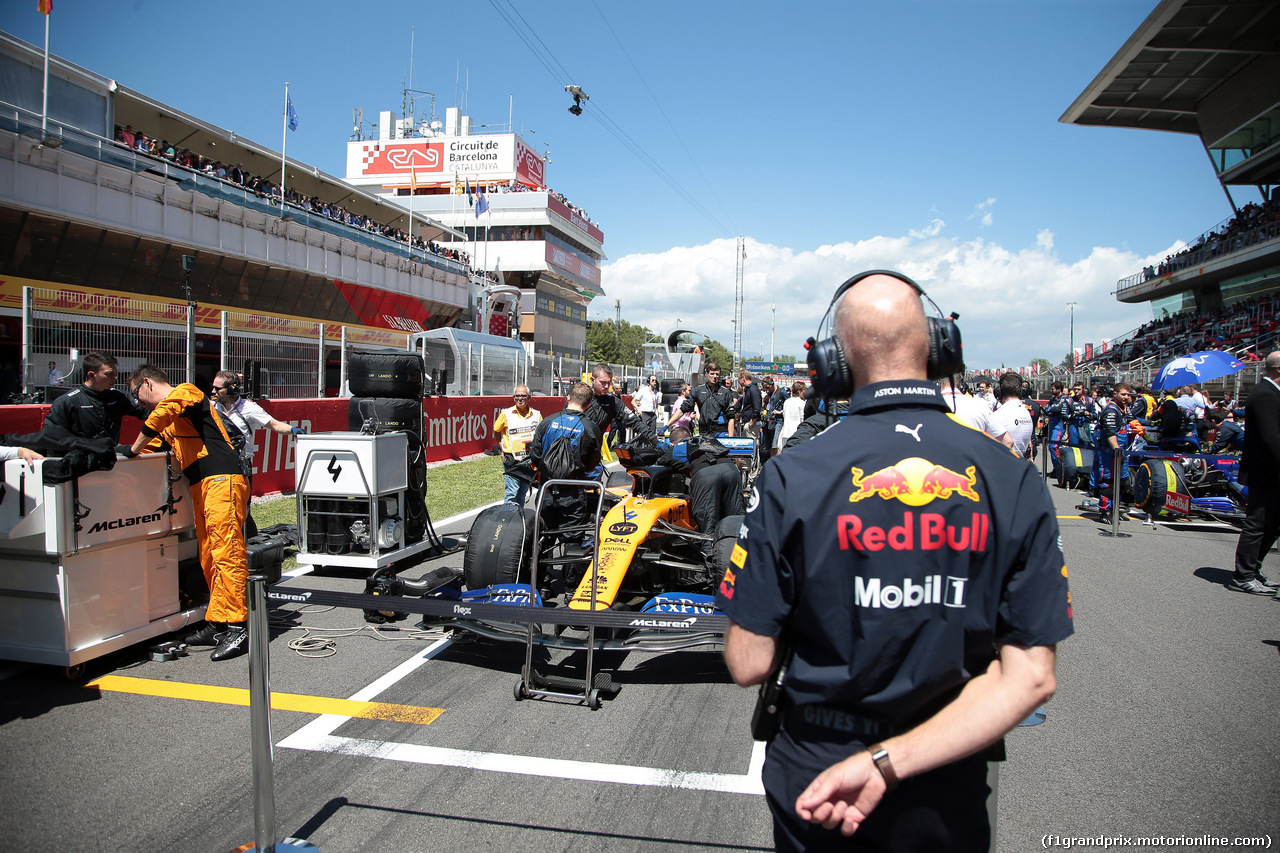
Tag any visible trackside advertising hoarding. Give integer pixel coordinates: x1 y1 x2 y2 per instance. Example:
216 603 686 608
3 396 571 497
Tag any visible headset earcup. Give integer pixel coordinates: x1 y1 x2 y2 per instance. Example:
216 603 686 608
807 336 854 399
926 317 964 379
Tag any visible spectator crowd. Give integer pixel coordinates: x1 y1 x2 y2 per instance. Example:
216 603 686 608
1139 196 1280 281
113 123 472 266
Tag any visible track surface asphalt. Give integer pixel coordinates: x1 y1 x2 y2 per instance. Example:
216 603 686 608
2 461 1277 852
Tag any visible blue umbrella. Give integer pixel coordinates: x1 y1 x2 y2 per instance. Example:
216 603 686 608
1151 351 1246 391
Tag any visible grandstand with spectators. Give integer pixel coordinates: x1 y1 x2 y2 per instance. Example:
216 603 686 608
1060 0 1280 391
0 30 604 393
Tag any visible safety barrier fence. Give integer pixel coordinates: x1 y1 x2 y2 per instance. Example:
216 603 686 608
16 286 685 402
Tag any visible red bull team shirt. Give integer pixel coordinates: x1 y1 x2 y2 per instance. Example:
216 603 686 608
717 380 1073 725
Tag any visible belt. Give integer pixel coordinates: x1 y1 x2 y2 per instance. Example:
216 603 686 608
783 704 898 741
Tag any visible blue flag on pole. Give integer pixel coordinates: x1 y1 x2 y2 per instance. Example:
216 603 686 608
475 189 489 217
286 97 298 132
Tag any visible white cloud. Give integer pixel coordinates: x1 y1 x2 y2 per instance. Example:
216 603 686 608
909 218 945 239
600 231 1175 371
970 197 997 228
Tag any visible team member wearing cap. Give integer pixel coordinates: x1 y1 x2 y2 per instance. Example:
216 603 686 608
719 272 1071 852
126 365 251 662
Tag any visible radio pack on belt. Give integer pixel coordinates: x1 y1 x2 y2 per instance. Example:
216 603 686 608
751 641 793 742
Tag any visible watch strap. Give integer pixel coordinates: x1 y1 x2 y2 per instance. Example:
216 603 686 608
868 743 899 792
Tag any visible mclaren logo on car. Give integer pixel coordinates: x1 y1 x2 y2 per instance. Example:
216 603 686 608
628 616 698 629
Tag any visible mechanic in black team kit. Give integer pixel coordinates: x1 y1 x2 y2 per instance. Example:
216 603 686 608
719 271 1072 852
668 361 737 436
45 352 144 443
583 363 650 474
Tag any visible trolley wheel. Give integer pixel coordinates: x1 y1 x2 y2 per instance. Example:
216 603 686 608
63 663 85 680
514 678 527 701
587 688 602 710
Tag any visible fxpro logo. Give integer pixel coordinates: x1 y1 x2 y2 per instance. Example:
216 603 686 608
87 511 163 534
854 574 967 609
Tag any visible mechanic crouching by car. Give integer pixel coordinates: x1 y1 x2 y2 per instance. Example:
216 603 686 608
663 426 744 550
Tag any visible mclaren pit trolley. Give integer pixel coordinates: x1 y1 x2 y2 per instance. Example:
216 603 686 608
0 452 200 675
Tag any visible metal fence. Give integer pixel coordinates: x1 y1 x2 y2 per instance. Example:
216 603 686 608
222 312 324 399
24 287 190 394
15 285 689 402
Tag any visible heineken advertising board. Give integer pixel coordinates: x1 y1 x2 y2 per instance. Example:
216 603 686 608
745 361 796 375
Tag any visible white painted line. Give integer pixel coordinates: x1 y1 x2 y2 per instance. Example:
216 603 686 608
275 634 765 795
283 731 766 795
280 637 454 746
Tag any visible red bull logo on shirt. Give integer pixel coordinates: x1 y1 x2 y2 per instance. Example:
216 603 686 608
849 457 980 506
837 512 989 552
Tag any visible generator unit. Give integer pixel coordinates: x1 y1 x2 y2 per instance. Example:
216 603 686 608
294 431 434 571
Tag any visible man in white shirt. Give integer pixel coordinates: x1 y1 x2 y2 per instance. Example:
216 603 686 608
938 375 989 432
975 378 998 412
632 375 661 434
46 361 64 386
987 372 1034 456
211 370 303 534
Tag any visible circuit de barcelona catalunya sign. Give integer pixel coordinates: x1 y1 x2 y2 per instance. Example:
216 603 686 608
347 134 545 188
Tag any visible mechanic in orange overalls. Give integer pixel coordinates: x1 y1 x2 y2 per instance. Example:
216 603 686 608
124 365 250 662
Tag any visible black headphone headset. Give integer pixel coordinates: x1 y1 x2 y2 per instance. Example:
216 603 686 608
218 375 242 398
804 269 963 399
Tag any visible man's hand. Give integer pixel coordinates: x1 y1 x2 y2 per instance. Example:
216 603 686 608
17 447 43 464
795 750 887 836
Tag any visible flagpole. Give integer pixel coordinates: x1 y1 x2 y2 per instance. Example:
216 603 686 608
40 7 50 140
280 82 289 216
408 167 416 258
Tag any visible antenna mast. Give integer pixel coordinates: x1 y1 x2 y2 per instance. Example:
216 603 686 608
733 236 745 370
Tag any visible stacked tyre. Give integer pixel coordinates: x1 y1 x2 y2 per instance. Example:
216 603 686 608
349 351 428 544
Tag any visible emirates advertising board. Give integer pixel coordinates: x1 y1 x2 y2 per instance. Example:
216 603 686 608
347 134 545 188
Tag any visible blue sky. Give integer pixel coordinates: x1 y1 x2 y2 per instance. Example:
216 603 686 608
2 0 1242 370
